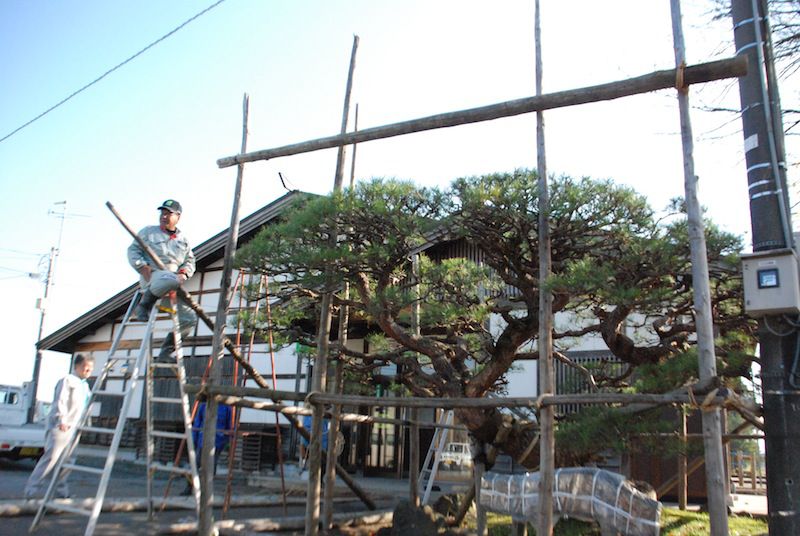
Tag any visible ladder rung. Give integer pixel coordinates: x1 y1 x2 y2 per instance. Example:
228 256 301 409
103 375 141 380
44 501 92 516
79 425 116 435
92 390 126 397
152 363 178 369
149 462 193 476
150 430 187 440
62 463 104 475
107 356 137 362
151 397 184 405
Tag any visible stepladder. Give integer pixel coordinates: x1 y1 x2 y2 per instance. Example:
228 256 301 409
30 290 201 536
418 409 454 505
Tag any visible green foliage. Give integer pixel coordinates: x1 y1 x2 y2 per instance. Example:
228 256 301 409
556 406 678 463
232 170 755 462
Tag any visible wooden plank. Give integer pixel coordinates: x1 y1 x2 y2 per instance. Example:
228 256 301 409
216 56 747 168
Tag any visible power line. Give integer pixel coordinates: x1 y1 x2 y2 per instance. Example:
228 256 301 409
0 0 227 145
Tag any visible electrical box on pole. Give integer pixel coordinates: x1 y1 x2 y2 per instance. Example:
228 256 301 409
742 249 800 316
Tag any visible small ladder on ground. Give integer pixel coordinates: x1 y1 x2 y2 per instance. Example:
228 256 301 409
418 409 454 505
30 290 201 536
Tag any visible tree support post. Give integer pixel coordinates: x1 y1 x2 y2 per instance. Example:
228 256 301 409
306 34 359 536
474 459 487 536
534 1 555 535
198 94 250 536
670 3 730 534
678 407 688 511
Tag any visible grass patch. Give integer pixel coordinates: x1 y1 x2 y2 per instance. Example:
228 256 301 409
483 508 767 535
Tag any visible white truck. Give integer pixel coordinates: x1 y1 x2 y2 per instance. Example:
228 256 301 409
0 382 47 460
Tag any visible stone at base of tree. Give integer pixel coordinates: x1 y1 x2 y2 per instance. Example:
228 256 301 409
378 500 469 536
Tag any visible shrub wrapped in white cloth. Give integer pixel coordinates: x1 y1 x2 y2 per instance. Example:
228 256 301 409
480 468 661 536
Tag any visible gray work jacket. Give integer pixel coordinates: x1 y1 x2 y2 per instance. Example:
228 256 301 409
127 225 196 287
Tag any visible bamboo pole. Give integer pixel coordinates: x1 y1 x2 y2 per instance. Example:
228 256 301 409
670 4 729 534
216 57 746 168
306 35 359 536
199 93 250 536
534 1 554 535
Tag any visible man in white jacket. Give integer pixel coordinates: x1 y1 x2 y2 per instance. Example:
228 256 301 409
24 354 94 499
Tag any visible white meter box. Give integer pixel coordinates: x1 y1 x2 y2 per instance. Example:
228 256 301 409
741 248 800 317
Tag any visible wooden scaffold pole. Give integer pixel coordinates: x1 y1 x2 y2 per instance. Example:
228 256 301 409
198 93 250 536
306 33 360 536
669 3 730 534
534 1 554 535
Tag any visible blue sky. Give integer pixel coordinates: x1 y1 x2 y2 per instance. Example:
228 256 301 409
0 1 789 401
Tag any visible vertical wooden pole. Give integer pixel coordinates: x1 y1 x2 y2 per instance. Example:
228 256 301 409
678 407 688 510
305 34 359 536
409 254 421 506
474 460 487 536
722 408 732 500
534 1 554 535
322 363 344 529
349 104 359 188
198 93 250 536
737 450 744 489
670 3 730 534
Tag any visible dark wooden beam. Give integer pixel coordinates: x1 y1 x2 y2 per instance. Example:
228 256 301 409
217 56 747 168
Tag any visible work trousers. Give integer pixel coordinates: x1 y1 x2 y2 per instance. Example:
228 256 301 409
24 427 75 498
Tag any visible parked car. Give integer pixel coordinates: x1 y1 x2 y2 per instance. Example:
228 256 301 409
440 442 472 469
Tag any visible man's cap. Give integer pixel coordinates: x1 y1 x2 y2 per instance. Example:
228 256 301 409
158 199 182 214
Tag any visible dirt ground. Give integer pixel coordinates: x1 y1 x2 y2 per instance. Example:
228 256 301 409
0 456 398 535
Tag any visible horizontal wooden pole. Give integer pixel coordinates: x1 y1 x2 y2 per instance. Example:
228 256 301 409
217 56 747 168
190 383 748 411
212 393 468 431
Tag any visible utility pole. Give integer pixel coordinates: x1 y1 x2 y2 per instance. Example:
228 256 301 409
28 201 67 424
731 1 800 534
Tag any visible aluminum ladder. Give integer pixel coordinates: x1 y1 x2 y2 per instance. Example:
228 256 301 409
30 290 201 536
417 409 454 505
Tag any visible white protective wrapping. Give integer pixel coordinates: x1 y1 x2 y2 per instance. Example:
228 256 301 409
480 468 661 536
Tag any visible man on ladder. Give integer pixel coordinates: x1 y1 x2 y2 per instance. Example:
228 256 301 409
30 200 203 536
128 199 197 361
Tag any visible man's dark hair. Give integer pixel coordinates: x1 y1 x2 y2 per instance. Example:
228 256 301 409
74 354 94 366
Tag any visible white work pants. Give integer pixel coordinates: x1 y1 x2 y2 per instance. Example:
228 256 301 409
24 427 74 499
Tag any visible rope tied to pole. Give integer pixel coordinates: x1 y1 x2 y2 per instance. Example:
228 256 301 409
675 61 688 94
304 390 323 406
